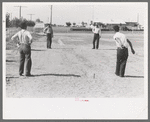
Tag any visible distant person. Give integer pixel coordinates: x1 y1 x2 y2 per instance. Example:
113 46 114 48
11 21 32 76
113 25 135 77
43 24 53 49
92 23 101 49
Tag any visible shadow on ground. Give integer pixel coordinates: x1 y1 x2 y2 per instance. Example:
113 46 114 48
6 60 17 62
31 49 46 51
125 75 144 78
99 49 116 50
32 73 81 77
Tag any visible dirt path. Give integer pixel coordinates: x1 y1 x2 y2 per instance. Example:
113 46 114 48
6 33 144 98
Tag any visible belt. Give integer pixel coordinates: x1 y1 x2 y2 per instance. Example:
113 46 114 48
20 43 31 46
117 47 127 49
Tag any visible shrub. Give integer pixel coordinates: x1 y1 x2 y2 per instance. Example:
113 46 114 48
10 18 35 27
66 22 71 27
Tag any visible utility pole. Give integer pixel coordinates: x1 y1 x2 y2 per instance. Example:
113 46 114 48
14 6 27 19
137 13 140 29
9 13 12 21
28 14 35 20
137 13 139 23
92 5 94 22
50 5 52 24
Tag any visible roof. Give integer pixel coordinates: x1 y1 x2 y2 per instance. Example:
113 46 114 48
106 19 126 24
94 19 126 25
125 22 138 24
34 23 45 28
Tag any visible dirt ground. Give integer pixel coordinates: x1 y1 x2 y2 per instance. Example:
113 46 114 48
5 32 144 98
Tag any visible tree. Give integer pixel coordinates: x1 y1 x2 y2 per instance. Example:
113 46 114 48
66 22 71 27
10 17 21 27
27 20 35 27
36 18 43 23
81 21 85 27
10 18 35 27
90 21 93 25
73 22 76 26
36 18 41 23
6 13 10 28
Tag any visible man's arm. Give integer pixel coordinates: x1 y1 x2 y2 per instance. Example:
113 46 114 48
27 32 33 45
43 26 48 33
127 39 135 54
92 26 95 33
11 32 20 47
51 27 53 38
99 28 102 38
92 28 95 33
11 32 19 41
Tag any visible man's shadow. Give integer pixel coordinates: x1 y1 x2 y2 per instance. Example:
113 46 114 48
99 49 116 50
6 60 17 62
124 75 144 78
31 49 46 51
29 73 81 77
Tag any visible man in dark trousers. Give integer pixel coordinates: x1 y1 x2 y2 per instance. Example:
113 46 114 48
92 23 101 49
113 25 135 77
11 21 32 76
43 24 53 49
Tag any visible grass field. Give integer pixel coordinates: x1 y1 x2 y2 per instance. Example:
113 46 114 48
6 26 143 50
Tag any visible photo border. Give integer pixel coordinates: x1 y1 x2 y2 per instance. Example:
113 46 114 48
1 0 149 121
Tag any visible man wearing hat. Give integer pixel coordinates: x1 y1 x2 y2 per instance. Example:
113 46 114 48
11 21 32 76
92 23 101 49
113 25 135 77
43 24 53 49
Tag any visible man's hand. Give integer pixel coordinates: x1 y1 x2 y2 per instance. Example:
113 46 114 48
127 39 135 54
17 43 20 47
131 49 135 54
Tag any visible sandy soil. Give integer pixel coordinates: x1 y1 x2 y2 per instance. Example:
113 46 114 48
5 32 144 98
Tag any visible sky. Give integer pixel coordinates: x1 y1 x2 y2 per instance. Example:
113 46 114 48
3 2 147 26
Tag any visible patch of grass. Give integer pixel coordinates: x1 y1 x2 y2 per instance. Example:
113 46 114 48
6 28 19 50
31 33 45 42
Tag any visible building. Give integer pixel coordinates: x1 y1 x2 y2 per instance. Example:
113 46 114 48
125 22 139 30
92 20 142 31
93 19 126 30
33 22 45 33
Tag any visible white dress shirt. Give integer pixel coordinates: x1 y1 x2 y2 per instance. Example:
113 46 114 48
43 26 53 34
11 29 32 45
92 26 101 36
113 32 128 48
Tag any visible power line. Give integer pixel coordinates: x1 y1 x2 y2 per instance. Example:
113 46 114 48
14 6 27 19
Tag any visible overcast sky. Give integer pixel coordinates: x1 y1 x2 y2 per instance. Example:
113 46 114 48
3 2 147 26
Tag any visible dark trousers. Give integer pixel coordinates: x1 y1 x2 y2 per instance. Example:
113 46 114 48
93 34 100 49
115 47 128 77
47 33 52 48
19 44 32 75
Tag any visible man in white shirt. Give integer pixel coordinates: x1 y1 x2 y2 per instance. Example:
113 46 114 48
11 21 32 76
92 23 101 49
43 24 53 49
113 25 135 77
